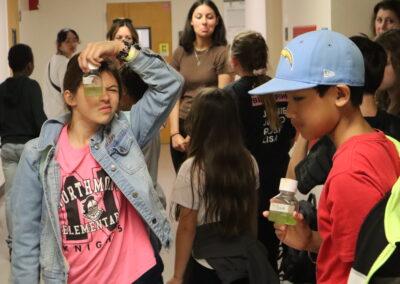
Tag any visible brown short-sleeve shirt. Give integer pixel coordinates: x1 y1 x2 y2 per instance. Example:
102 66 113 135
171 45 232 120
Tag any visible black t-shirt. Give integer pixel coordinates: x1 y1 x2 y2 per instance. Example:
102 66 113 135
295 109 400 194
0 77 47 145
225 76 296 209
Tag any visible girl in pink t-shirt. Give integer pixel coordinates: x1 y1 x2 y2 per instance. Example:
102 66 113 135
11 40 183 284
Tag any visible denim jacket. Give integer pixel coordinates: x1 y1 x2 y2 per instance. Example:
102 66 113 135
10 48 184 284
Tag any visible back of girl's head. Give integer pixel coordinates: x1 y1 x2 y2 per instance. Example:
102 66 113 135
376 28 400 77
184 87 257 236
185 87 242 153
106 18 139 43
231 31 280 131
57 29 79 49
231 31 268 74
119 64 148 106
372 0 400 36
180 0 227 53
350 35 387 94
63 54 122 110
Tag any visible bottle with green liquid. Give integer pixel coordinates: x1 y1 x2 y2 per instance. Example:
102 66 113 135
268 178 299 225
83 63 102 97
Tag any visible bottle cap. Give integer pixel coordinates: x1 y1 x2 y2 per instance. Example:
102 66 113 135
88 63 99 70
279 178 298 193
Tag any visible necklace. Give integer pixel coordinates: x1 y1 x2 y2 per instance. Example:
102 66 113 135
194 48 209 66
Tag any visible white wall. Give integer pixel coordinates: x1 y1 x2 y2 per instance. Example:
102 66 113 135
246 0 266 37
282 0 331 45
331 0 377 38
0 0 9 82
18 0 223 88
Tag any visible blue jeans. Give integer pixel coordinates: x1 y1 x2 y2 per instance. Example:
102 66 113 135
1 143 25 247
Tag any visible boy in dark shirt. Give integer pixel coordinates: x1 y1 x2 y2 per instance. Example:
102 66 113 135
0 43 47 249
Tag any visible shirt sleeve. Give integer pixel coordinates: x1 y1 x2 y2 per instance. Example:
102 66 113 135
170 158 200 210
170 47 183 71
326 171 384 262
215 46 232 75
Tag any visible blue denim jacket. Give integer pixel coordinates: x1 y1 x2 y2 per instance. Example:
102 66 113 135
10 48 184 284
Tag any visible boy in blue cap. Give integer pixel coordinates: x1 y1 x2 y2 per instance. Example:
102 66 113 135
251 29 400 283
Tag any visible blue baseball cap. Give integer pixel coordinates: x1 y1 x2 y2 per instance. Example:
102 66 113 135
249 29 365 95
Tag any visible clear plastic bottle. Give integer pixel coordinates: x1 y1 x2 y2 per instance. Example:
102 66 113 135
268 178 299 225
82 63 102 97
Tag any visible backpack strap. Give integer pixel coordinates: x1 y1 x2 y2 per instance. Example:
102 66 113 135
48 63 61 93
364 136 400 283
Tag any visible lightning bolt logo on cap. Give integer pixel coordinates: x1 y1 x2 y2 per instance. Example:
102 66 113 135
281 48 293 70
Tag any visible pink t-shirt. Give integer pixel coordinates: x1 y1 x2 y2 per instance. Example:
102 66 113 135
56 126 155 283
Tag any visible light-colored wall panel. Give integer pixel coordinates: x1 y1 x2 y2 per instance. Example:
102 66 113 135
18 0 223 87
0 0 9 82
282 0 331 45
331 0 377 38
266 0 283 75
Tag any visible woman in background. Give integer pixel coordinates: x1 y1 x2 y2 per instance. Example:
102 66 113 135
43 28 79 118
372 0 400 37
106 17 139 48
169 0 234 172
376 28 400 117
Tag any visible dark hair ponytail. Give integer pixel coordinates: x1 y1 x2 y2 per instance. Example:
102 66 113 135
231 31 280 131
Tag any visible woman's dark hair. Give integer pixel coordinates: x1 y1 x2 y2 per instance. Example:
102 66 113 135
179 0 227 53
350 35 387 95
375 28 400 112
106 18 139 44
119 64 148 110
376 28 400 79
8 43 33 73
231 31 280 131
63 53 123 111
371 0 400 36
56 28 79 53
175 87 257 236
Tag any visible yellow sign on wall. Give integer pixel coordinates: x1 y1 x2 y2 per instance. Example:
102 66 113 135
159 43 169 56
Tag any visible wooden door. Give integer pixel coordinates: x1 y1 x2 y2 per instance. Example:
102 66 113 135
7 0 19 47
107 2 173 144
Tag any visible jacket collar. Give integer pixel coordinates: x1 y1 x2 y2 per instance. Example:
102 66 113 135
37 114 69 151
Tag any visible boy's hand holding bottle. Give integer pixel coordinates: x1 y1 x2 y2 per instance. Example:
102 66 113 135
264 178 318 252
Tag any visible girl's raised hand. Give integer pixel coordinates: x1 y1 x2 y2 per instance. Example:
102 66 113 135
78 41 124 72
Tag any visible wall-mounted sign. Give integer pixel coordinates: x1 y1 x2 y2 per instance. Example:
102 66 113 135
293 25 317 38
159 43 169 57
137 27 151 49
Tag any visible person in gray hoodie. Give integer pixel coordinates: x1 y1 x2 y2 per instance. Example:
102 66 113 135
0 43 47 251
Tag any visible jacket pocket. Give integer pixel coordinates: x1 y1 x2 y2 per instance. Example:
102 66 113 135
108 133 145 174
